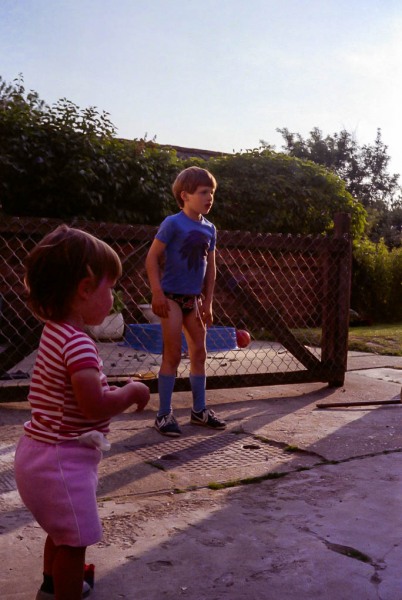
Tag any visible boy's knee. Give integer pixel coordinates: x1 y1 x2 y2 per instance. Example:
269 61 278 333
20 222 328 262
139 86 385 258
163 348 182 370
191 346 207 364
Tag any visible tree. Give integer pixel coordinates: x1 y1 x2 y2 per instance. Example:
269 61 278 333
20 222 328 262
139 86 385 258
277 127 402 245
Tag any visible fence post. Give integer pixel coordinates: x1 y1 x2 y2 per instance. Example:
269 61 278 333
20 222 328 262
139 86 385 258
321 213 352 386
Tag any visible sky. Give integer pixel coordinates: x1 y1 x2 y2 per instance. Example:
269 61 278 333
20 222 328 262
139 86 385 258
1 0 402 174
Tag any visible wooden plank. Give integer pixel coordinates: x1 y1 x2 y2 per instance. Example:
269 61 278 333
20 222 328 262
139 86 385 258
317 399 401 409
320 214 352 386
123 369 335 395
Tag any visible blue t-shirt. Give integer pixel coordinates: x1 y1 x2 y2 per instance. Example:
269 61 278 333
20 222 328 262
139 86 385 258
155 211 216 295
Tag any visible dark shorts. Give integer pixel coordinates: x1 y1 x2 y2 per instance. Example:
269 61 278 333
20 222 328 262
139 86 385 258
165 293 200 315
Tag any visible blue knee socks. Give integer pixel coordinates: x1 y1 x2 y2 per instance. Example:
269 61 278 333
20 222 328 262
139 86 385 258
158 374 176 416
158 374 206 415
190 374 206 413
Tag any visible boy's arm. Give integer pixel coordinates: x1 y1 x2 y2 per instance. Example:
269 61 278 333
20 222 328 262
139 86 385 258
145 239 170 318
201 249 216 326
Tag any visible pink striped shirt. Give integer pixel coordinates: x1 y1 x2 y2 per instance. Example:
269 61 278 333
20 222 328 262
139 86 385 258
24 322 110 443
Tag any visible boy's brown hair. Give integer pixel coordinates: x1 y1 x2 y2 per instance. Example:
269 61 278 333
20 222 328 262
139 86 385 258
172 166 217 208
25 224 122 322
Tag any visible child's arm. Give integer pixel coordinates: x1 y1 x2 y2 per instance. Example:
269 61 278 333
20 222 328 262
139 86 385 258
72 368 150 420
201 249 216 327
145 239 170 318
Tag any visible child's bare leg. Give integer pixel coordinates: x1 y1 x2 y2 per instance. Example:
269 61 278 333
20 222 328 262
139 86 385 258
183 309 207 376
43 534 58 576
157 300 183 418
184 310 226 429
160 299 183 376
53 544 86 600
183 311 207 412
36 535 59 595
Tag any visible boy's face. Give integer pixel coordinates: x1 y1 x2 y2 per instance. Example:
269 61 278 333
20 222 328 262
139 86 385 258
181 185 215 220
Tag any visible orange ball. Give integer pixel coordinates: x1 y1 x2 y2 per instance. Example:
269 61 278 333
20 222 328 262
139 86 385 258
236 329 251 348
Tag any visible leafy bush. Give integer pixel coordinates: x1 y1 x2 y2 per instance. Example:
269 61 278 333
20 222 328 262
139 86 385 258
352 238 402 322
1 76 366 237
111 290 126 314
0 75 178 223
208 148 366 237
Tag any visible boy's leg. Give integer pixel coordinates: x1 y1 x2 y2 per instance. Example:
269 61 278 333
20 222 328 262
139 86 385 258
183 310 207 410
189 373 206 413
155 300 183 436
184 310 226 430
183 308 207 378
157 374 176 416
158 300 183 415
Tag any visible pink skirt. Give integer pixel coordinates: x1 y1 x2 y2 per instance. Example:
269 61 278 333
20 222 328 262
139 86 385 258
14 435 102 547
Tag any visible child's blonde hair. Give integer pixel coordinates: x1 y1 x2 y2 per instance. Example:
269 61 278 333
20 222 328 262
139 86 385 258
25 224 122 322
172 166 217 208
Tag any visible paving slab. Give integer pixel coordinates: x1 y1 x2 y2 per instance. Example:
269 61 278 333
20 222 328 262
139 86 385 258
1 353 402 599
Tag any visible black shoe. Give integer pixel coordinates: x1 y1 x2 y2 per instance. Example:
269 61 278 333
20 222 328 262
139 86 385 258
190 409 226 430
36 582 91 599
155 412 182 437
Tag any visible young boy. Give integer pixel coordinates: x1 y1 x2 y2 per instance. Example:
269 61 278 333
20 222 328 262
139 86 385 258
145 166 226 436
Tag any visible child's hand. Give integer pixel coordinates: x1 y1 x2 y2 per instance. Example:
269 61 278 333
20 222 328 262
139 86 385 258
200 298 213 327
125 379 150 412
74 370 150 420
151 290 170 319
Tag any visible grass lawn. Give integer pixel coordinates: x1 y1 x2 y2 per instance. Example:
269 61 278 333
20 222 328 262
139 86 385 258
291 323 402 357
347 323 402 356
255 323 402 357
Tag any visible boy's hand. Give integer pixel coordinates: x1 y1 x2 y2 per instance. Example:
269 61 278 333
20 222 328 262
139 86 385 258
151 290 170 319
200 298 213 327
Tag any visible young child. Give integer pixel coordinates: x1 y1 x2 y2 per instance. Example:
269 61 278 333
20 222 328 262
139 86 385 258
14 225 150 600
145 166 226 436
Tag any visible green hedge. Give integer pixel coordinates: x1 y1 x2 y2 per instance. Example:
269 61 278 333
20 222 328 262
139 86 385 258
209 149 365 236
1 76 366 238
352 238 402 322
0 78 179 223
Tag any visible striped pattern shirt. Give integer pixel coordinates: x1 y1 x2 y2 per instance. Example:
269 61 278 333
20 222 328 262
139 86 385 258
24 321 110 443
